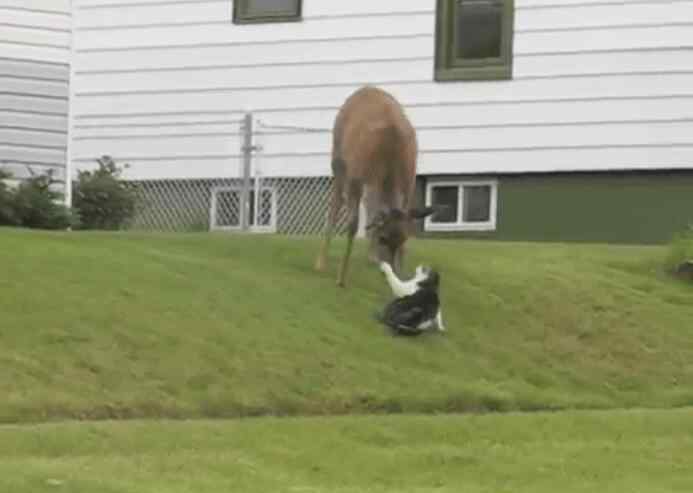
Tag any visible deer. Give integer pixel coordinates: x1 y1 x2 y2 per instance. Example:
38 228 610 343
314 85 438 287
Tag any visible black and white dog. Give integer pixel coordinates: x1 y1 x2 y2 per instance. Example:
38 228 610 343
376 261 445 336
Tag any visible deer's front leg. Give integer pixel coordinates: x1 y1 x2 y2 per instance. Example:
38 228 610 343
337 185 362 288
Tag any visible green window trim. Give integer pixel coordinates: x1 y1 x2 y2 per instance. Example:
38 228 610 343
233 0 303 24
434 0 515 82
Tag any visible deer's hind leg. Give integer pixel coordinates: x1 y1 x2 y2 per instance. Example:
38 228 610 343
315 158 346 272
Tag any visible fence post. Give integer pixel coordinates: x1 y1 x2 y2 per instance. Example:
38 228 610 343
357 201 366 239
240 112 254 231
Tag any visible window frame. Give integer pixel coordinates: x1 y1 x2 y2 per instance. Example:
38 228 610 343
232 0 303 24
424 179 498 232
434 0 515 82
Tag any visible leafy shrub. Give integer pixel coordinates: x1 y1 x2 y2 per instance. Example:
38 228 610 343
9 169 78 230
72 155 137 230
0 168 18 226
666 224 693 273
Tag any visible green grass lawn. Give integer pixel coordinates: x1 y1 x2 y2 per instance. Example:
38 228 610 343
1 408 692 493
1 227 693 422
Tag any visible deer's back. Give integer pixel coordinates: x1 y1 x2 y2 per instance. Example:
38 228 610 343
332 86 417 190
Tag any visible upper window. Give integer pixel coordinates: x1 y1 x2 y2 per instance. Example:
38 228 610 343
233 0 302 24
434 0 515 81
424 180 498 232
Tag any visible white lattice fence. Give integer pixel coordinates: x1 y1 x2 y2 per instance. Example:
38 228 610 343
125 175 348 235
114 114 350 235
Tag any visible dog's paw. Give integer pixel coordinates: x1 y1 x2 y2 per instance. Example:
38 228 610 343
379 261 390 273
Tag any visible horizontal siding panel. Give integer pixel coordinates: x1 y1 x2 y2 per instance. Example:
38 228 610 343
1 25 71 48
0 128 68 148
248 146 693 178
0 144 66 166
518 0 687 7
0 0 70 14
76 0 425 17
73 114 244 125
0 110 67 131
257 120 693 155
71 120 691 157
73 0 681 13
73 49 693 94
75 2 693 31
516 3 693 29
0 8 71 31
75 157 244 181
71 94 693 129
76 2 229 28
74 36 431 73
73 134 241 156
255 97 693 132
124 159 242 181
129 145 693 178
74 39 693 77
75 122 240 137
0 77 68 98
0 58 69 80
75 17 693 54
72 73 693 116
71 99 693 138
72 146 693 180
0 94 68 114
75 14 432 50
0 42 70 64
417 146 693 175
516 25 693 54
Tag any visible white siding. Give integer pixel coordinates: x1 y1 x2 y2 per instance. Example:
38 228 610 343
0 0 71 181
70 0 693 180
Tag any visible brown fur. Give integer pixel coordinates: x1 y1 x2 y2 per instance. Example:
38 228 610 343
314 85 437 287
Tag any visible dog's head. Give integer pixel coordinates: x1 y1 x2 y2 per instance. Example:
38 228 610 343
413 265 440 291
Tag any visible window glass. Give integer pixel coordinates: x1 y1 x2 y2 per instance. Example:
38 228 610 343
430 186 459 223
455 1 503 60
463 185 491 222
246 0 299 16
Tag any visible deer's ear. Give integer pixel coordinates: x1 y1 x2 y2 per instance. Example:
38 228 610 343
408 206 438 220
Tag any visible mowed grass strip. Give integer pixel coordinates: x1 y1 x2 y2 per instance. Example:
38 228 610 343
1 408 692 493
1 227 693 422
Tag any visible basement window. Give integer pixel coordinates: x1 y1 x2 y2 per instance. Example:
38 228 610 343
233 0 303 24
424 180 498 232
434 0 515 81
210 185 277 232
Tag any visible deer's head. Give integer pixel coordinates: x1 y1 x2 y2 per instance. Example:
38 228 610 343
365 206 439 265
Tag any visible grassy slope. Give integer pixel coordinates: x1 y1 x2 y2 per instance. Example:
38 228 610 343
1 409 692 493
1 227 693 422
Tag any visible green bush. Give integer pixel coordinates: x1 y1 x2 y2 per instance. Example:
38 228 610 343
72 156 137 230
0 169 18 226
10 170 78 230
666 225 693 272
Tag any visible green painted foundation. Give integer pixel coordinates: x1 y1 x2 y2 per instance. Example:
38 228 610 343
416 171 693 244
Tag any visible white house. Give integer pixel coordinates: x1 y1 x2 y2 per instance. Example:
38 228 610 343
3 0 693 241
0 0 71 186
